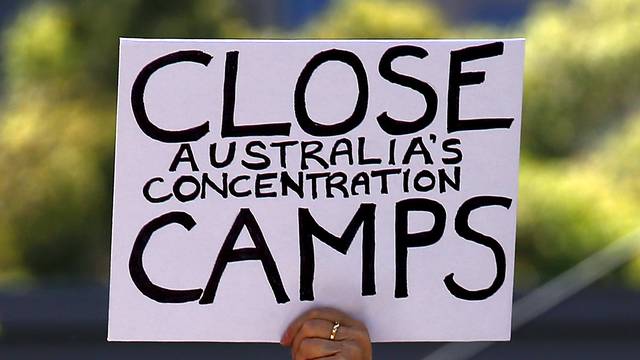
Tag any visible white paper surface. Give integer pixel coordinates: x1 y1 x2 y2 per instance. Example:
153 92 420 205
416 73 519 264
109 39 525 342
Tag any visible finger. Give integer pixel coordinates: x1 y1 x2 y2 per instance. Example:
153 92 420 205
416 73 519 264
282 308 361 345
290 318 332 353
291 319 331 355
307 319 358 340
293 338 340 360
290 319 363 353
291 321 364 357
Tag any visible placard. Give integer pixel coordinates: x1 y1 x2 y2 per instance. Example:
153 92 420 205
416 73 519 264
109 39 525 342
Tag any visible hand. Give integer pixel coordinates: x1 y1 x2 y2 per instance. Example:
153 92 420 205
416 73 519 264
281 307 372 360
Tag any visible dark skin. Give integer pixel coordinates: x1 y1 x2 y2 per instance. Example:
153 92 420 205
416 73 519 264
281 308 372 360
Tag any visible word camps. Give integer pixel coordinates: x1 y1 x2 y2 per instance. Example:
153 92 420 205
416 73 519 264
128 42 515 305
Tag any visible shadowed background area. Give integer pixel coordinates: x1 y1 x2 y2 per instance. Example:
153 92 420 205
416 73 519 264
0 0 639 358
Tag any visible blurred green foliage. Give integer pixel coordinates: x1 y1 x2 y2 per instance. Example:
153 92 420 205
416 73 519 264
0 0 638 288
516 158 640 286
522 0 640 157
591 111 640 200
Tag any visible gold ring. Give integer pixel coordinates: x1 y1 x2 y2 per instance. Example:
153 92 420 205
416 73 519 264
329 321 340 340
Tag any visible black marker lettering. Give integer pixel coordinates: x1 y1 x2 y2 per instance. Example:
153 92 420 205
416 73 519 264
221 51 291 137
351 172 370 196
129 212 203 303
200 209 289 304
444 196 511 300
377 45 438 135
357 137 382 165
299 204 376 301
295 49 368 136
131 50 211 143
255 173 278 198
229 175 251 197
142 177 172 203
270 140 298 168
326 172 349 198
301 141 329 170
281 171 304 198
209 142 236 168
395 198 446 298
242 141 271 170
448 42 514 132
169 143 199 172
402 137 434 165
173 175 201 202
371 168 401 194
442 138 463 164
329 138 354 166
201 172 228 199
413 170 436 192
438 166 460 193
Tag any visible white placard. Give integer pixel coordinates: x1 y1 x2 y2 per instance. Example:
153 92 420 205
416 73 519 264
109 39 525 342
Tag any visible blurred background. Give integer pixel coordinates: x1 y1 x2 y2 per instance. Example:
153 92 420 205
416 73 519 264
0 0 639 358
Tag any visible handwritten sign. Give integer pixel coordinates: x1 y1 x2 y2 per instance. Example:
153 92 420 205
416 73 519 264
109 39 525 342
